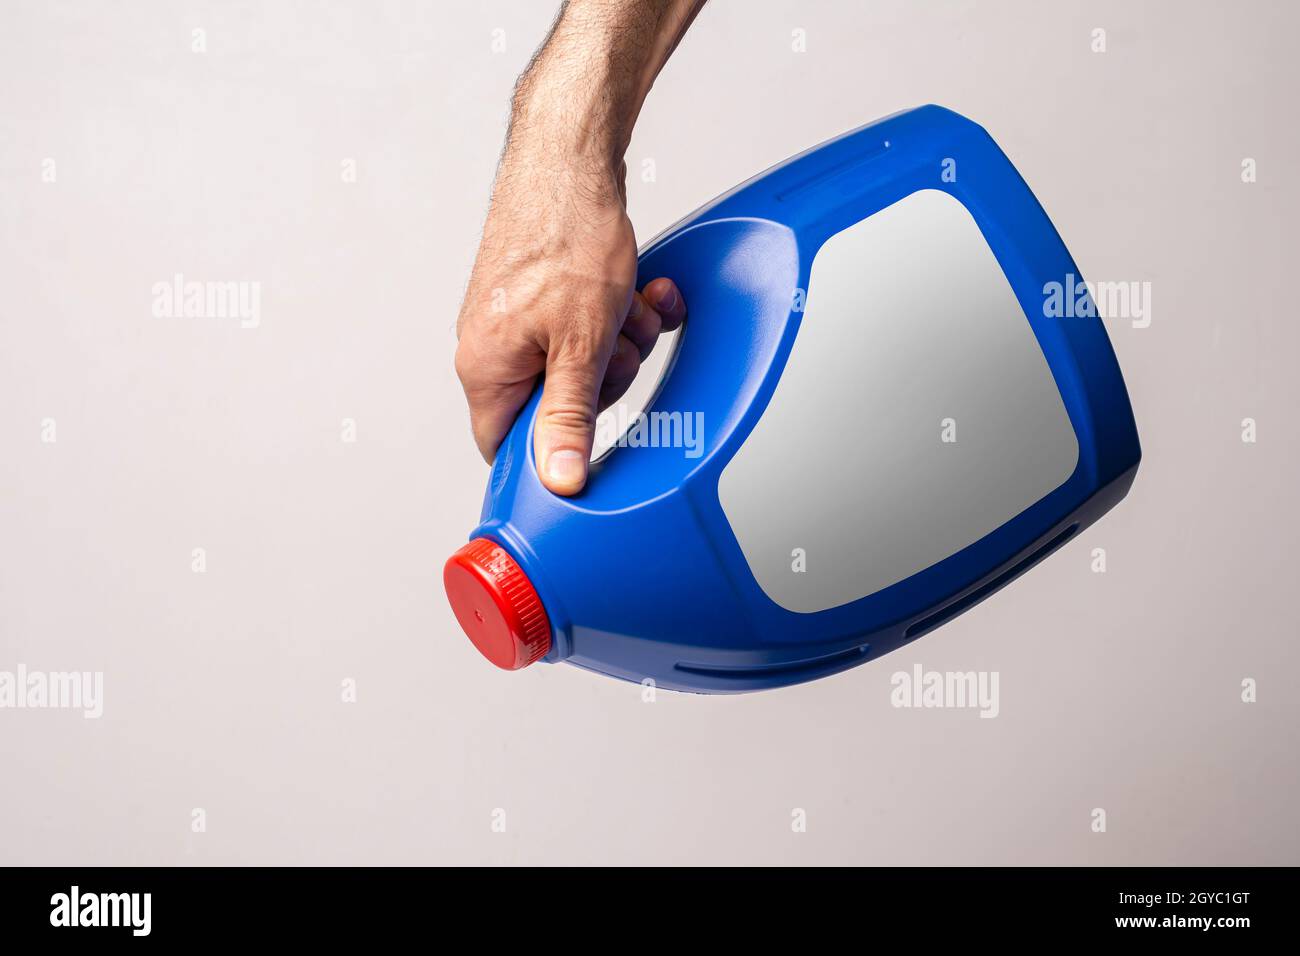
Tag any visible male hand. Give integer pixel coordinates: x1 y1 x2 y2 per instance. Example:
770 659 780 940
453 0 702 495
454 157 685 496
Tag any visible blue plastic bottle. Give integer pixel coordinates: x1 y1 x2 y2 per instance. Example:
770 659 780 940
444 105 1140 693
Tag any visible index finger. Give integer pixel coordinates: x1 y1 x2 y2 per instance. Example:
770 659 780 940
641 277 686 332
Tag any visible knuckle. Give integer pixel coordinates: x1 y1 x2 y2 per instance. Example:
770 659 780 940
541 400 598 436
552 317 611 365
624 309 661 346
453 342 478 387
606 340 641 381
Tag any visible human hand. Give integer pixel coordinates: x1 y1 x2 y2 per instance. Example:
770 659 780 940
454 154 685 496
453 0 702 496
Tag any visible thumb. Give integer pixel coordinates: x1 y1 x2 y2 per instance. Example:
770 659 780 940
534 336 607 496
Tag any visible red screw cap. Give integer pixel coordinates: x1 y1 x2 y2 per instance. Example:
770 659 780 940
444 538 551 670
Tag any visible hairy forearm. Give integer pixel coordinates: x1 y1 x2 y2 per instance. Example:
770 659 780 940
457 0 697 492
506 0 705 178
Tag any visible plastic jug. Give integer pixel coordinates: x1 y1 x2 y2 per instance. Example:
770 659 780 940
444 105 1140 693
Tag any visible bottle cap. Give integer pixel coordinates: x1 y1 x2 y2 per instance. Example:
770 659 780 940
444 538 551 670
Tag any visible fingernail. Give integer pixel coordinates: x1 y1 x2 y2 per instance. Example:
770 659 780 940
546 449 586 487
652 284 678 313
627 294 644 319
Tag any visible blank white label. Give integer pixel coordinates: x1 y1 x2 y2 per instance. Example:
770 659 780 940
718 189 1079 613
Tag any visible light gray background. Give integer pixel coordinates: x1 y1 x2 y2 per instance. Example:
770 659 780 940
1 0 1296 865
